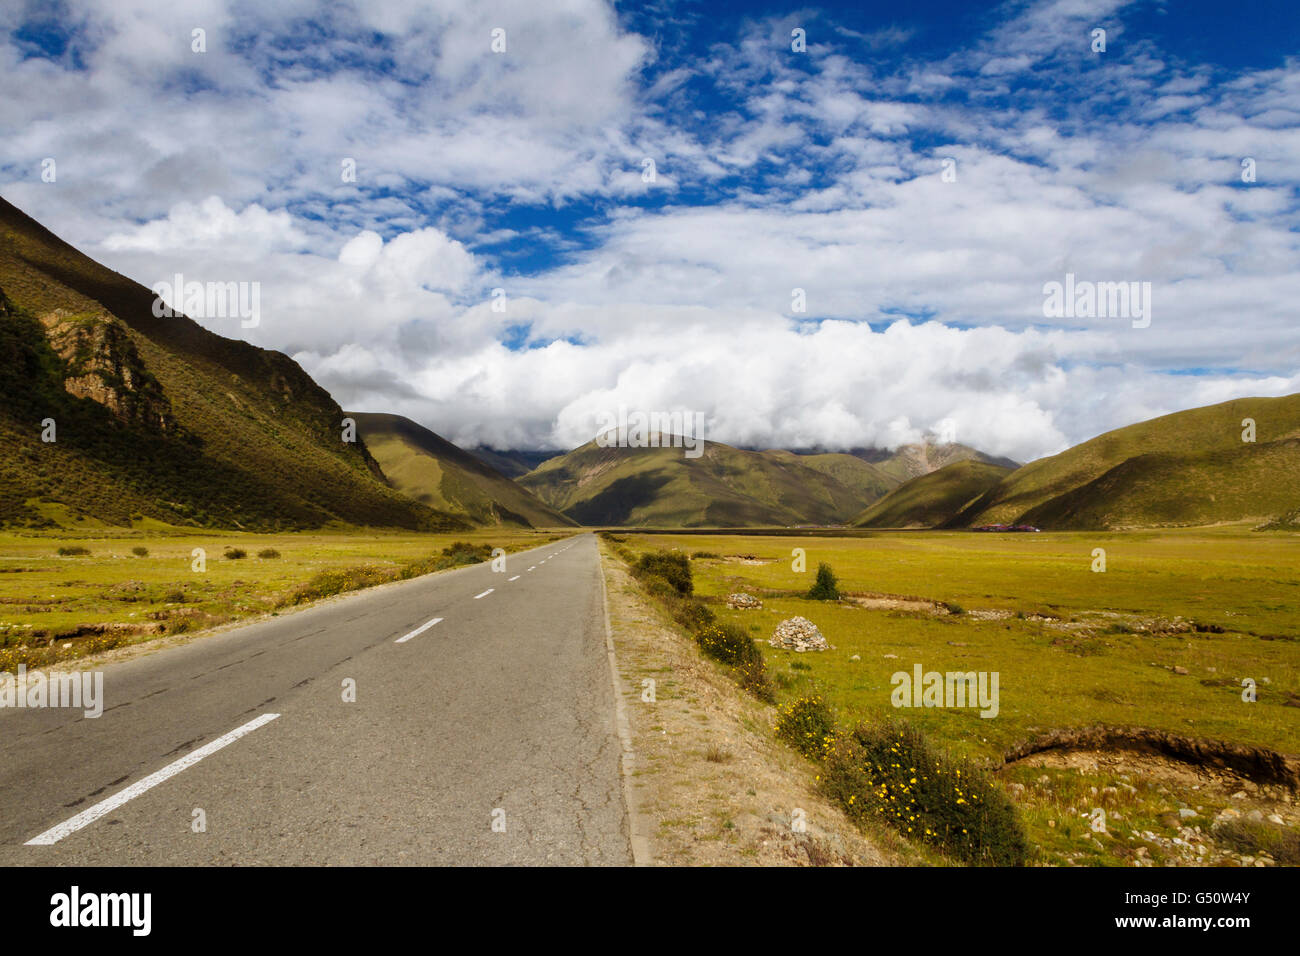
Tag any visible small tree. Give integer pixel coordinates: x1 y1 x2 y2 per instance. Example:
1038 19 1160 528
807 562 840 600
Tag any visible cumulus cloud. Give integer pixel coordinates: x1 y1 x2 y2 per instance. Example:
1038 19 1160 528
2 0 1297 462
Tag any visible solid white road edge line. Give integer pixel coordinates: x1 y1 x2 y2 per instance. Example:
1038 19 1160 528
25 713 281 846
395 616 443 644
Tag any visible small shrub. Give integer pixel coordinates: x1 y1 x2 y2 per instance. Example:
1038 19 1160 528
257 548 281 559
822 720 1028 865
776 695 837 760
692 551 720 559
223 548 247 560
696 622 774 701
670 598 715 633
439 541 492 566
807 562 840 600
57 546 90 556
945 602 965 615
636 551 693 596
705 745 730 763
697 622 759 667
131 546 149 557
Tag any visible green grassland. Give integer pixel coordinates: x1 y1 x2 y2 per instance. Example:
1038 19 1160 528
617 526 1300 864
0 527 566 669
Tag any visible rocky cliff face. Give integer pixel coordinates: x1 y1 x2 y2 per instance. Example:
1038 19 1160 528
38 308 174 432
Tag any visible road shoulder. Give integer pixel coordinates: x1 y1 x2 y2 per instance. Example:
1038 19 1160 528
597 539 907 866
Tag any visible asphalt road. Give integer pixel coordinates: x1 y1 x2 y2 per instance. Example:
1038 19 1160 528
0 532 634 865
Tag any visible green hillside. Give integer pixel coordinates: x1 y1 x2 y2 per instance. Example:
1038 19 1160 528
0 196 464 531
853 459 1013 528
951 394 1300 529
764 450 897 505
350 412 576 528
518 438 878 527
1019 439 1300 530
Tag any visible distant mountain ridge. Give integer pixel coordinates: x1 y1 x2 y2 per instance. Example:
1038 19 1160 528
349 413 576 528
514 435 1012 527
466 447 561 479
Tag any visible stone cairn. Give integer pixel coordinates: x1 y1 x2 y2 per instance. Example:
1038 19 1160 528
768 616 828 652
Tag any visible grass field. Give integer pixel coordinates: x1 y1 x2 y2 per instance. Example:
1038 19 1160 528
616 525 1300 865
0 526 567 669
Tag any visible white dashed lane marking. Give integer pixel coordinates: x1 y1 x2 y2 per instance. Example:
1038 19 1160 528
395 616 443 644
474 589 494 599
25 713 281 846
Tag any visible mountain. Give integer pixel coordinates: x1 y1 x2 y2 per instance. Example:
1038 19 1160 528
0 196 465 531
853 459 1014 529
763 450 898 505
518 437 882 527
1015 439 1300 531
466 447 559 479
949 394 1300 530
349 412 576 528
824 441 1019 484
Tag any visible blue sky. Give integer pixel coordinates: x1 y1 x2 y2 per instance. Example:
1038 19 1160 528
2 0 1298 459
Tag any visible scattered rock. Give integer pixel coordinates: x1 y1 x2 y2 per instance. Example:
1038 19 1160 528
1178 808 1197 819
768 617 828 653
1173 666 1189 675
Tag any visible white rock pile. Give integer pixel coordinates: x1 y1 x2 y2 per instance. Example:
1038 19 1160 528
726 592 762 609
769 616 828 652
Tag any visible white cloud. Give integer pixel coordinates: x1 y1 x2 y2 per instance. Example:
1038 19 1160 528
2 0 1298 464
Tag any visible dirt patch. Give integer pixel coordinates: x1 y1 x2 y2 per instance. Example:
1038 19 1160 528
598 541 909 866
844 594 946 614
1003 725 1300 790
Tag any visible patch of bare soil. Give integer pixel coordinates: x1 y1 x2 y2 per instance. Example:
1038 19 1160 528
599 542 910 866
844 594 946 614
